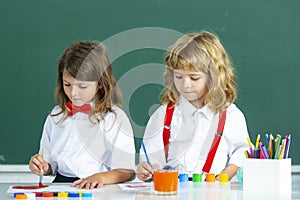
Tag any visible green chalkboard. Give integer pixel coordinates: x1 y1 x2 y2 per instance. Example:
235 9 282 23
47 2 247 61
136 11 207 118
0 0 299 165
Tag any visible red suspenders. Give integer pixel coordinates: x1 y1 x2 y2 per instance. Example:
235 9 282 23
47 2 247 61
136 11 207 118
162 102 227 173
202 110 227 173
163 102 175 161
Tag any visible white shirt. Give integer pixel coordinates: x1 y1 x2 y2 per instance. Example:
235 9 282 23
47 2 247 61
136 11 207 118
140 96 249 175
39 105 135 178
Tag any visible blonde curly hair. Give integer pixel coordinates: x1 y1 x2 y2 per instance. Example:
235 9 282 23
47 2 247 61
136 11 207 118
161 31 236 114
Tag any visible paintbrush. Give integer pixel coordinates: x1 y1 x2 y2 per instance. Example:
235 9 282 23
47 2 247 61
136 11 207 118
39 148 44 187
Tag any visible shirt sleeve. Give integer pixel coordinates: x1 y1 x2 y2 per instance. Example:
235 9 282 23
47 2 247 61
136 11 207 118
106 107 136 170
39 115 58 176
225 106 249 167
139 105 166 167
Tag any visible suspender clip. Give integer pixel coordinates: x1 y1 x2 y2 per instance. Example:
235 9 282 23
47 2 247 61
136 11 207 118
216 132 222 137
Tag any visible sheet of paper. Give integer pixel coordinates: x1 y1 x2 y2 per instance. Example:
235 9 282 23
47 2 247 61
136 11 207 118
118 182 231 192
118 182 152 191
7 183 104 193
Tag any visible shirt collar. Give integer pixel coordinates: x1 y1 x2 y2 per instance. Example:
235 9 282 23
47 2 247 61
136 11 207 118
179 96 214 120
198 105 214 121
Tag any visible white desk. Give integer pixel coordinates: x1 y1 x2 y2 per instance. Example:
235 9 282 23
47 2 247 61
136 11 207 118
1 175 300 199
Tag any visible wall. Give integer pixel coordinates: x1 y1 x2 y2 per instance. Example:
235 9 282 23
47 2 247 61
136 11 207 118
0 0 299 164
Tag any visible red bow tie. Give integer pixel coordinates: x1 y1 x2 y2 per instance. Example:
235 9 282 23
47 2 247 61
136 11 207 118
66 102 91 116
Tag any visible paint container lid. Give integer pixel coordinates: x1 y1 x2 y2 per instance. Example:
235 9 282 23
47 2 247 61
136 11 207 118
219 173 229 182
192 174 202 182
179 173 189 182
35 192 42 197
15 194 27 199
68 192 80 197
82 192 92 198
14 193 24 198
205 173 215 182
42 192 54 197
58 192 69 198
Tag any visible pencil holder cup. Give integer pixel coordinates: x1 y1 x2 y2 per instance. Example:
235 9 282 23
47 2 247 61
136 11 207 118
243 158 291 193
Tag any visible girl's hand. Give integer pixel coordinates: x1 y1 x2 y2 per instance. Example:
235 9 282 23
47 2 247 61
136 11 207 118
29 154 50 175
71 174 103 189
136 161 154 181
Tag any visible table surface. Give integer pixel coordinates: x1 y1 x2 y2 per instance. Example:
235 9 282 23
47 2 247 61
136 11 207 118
1 175 300 199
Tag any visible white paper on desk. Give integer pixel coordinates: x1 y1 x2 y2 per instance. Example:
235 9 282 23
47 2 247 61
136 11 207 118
7 184 104 193
118 182 152 191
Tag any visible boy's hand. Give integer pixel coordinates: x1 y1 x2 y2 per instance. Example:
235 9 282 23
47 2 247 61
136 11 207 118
136 161 154 181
